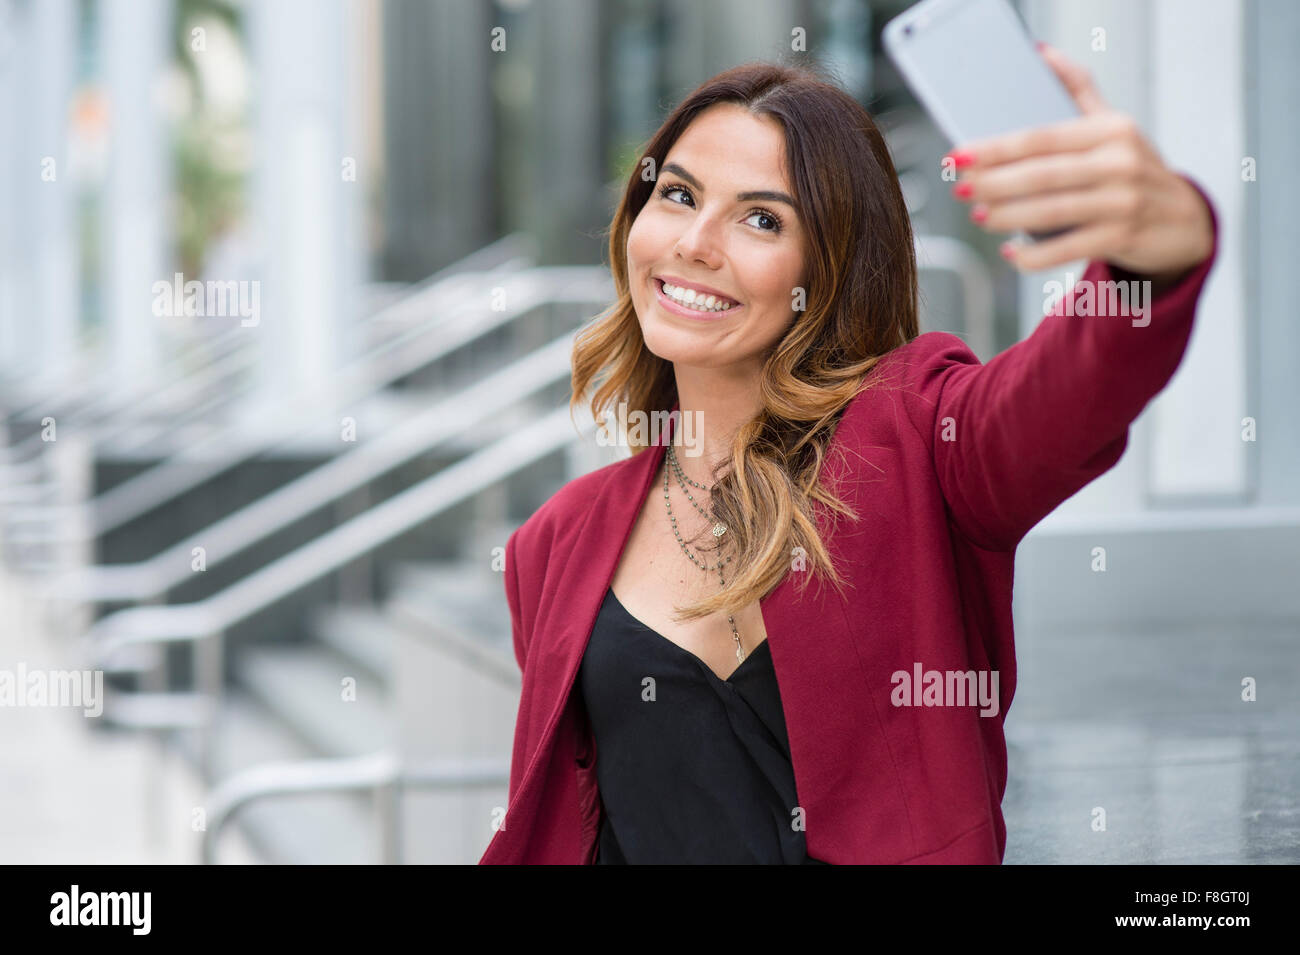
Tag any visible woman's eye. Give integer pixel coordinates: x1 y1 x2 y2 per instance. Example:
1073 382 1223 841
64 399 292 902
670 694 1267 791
662 184 691 205
658 182 781 233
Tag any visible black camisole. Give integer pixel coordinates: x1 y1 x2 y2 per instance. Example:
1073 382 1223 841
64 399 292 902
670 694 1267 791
578 586 828 864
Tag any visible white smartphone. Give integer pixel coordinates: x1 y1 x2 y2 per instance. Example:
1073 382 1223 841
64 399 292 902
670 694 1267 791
883 0 1081 242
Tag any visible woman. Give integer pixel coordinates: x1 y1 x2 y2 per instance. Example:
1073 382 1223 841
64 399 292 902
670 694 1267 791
479 49 1217 865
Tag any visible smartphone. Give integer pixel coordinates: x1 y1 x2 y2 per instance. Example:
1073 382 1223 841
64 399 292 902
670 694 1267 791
882 0 1081 242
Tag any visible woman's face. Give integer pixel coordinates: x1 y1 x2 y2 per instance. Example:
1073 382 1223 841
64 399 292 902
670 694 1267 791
627 103 807 373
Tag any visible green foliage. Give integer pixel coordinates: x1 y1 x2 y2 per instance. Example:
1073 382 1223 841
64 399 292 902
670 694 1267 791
171 0 245 277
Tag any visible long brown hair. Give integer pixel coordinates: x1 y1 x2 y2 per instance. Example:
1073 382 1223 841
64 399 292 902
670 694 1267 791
570 60 919 622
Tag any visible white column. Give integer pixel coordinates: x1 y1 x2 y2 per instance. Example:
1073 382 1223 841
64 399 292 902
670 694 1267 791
0 1 25 377
0 0 78 386
1145 0 1248 503
100 0 170 390
31 0 80 378
245 0 357 416
1017 0 1149 521
1251 0 1300 507
1019 0 1247 517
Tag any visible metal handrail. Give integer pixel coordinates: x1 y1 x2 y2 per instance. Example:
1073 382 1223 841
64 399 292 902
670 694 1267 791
879 105 998 362
1 335 279 496
0 331 253 473
1 325 243 422
87 401 599 780
2 349 254 472
0 233 533 430
8 265 608 543
0 235 537 514
70 235 539 457
199 752 510 864
41 327 586 607
914 232 996 362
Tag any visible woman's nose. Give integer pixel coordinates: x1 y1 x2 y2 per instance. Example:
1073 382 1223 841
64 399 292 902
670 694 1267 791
673 219 724 268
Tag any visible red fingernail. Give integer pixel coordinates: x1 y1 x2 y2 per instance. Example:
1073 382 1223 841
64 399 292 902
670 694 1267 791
952 181 974 200
1035 41 1047 51
999 242 1016 260
970 204 988 223
946 149 975 168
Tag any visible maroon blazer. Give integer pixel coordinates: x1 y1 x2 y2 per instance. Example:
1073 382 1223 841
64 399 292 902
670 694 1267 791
480 178 1218 864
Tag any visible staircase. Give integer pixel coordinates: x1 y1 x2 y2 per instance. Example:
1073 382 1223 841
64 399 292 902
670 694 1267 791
0 235 620 864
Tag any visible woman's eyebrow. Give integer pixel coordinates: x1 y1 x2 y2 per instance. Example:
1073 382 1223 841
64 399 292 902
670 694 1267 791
661 162 796 208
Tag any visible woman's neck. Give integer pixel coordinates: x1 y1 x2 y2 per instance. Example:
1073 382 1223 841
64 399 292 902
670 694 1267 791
671 363 762 487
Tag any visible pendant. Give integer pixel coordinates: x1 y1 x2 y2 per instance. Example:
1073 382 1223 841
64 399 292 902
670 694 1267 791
712 523 727 538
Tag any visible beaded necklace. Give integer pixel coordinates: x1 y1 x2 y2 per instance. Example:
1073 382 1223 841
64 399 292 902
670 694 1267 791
663 441 744 663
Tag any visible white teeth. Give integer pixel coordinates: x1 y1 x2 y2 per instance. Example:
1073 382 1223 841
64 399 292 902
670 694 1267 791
660 281 737 312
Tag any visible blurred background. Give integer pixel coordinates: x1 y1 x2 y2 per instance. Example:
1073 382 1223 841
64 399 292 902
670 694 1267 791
0 0 1295 864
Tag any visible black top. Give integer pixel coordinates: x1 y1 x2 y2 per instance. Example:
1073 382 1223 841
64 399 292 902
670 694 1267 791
578 586 828 864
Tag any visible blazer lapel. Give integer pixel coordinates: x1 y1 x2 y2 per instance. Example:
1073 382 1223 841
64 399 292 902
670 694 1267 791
525 396 839 769
489 400 851 861
501 403 677 826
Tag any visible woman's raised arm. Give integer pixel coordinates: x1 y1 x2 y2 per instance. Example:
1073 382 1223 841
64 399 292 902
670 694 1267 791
903 201 1216 553
897 44 1219 552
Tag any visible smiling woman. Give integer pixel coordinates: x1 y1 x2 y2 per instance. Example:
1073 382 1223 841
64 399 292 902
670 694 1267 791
482 59 1218 865
573 64 920 631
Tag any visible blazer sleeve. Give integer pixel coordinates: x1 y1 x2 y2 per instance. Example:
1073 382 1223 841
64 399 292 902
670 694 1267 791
503 530 526 673
900 173 1219 552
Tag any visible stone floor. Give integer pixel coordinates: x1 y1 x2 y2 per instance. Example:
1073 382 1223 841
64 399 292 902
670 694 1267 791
0 567 260 864
3 560 1296 864
1003 617 1300 863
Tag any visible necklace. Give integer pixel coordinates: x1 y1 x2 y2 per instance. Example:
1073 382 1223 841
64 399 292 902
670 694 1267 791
664 441 744 663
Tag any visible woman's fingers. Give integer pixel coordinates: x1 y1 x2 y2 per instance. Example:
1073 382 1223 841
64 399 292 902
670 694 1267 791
948 110 1136 170
954 114 1160 267
972 183 1139 235
940 42 1214 277
1000 220 1131 272
956 146 1135 205
1036 42 1110 116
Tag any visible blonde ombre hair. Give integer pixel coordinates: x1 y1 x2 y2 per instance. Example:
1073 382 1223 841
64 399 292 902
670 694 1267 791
570 61 919 622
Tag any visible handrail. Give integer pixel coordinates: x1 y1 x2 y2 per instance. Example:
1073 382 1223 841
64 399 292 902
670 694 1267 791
0 333 253 474
91 235 540 456
913 233 996 363
25 345 257 464
2 325 243 421
0 351 94 411
88 400 596 655
10 266 610 540
87 401 600 778
199 752 510 864
0 233 533 428
0 234 537 486
41 327 584 605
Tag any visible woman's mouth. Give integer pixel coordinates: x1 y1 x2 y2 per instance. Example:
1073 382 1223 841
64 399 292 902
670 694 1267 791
652 277 743 320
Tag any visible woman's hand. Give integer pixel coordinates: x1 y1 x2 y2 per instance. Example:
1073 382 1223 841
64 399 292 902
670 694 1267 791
945 42 1214 291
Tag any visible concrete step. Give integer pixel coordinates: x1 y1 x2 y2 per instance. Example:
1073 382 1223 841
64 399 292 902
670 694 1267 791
385 559 517 690
386 559 513 647
309 603 393 688
235 642 393 758
172 688 375 864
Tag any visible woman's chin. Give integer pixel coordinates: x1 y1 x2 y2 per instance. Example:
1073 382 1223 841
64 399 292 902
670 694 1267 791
640 330 735 369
